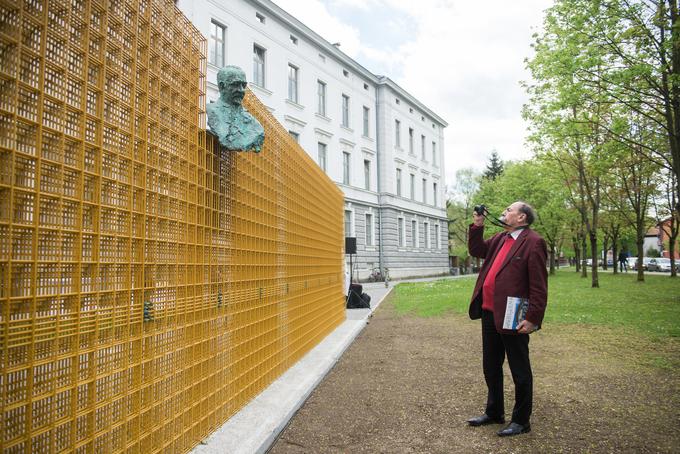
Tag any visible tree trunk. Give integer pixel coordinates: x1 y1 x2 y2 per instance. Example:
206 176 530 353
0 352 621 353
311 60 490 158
573 236 581 272
590 231 599 288
668 218 678 278
636 236 645 282
581 236 588 278
664 0 680 235
611 226 620 275
612 242 619 275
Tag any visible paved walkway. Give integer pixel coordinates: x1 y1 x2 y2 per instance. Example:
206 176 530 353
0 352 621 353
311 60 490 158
190 275 466 454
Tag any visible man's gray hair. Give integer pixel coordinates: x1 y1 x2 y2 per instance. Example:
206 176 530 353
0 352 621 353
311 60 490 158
517 201 537 225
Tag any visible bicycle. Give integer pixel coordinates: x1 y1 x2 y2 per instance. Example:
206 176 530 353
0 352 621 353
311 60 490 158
368 267 383 282
368 267 390 287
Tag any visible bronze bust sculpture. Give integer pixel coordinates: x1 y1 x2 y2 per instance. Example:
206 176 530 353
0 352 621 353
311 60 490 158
207 65 265 152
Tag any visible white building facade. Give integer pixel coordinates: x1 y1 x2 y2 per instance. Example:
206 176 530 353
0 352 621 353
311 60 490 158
177 0 449 279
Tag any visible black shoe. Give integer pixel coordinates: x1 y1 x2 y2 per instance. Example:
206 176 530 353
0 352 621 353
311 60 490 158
497 422 531 436
467 414 505 427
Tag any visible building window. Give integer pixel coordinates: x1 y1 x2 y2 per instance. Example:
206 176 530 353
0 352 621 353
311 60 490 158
287 64 298 103
411 219 417 248
424 221 430 249
422 178 427 204
365 213 373 246
253 44 265 87
394 120 401 147
288 131 299 142
318 142 327 172
344 210 353 236
343 69 349 77
421 135 426 160
435 224 440 249
398 217 405 247
209 21 226 67
408 128 414 154
410 173 415 200
432 141 437 165
317 80 326 116
396 169 402 196
342 94 350 127
363 106 370 136
433 182 437 206
290 34 298 45
363 83 369 90
256 12 266 23
343 151 350 185
364 160 371 190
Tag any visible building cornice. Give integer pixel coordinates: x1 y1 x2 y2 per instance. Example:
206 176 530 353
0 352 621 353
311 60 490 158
314 127 333 138
339 138 356 148
284 114 307 128
377 76 448 127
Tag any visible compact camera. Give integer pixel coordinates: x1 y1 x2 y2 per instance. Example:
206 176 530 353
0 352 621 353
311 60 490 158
473 204 487 215
473 204 509 227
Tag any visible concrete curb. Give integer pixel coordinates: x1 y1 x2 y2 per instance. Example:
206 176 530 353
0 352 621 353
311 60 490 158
191 285 394 454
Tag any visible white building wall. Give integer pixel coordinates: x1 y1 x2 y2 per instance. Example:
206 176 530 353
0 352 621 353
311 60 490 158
177 0 378 194
177 0 449 278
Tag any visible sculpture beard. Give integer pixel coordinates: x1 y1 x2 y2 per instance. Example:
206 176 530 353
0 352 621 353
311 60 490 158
207 101 265 152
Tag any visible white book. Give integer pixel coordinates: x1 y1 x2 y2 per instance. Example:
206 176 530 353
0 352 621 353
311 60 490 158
503 296 529 330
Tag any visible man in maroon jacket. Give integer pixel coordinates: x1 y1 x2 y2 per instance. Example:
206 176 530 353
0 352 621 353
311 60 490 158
466 201 548 437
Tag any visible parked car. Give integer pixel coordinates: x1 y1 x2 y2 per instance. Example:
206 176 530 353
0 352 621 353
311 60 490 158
648 258 675 272
600 259 614 268
632 257 655 271
626 257 637 270
585 258 613 267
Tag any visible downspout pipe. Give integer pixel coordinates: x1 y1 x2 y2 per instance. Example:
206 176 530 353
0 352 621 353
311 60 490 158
375 90 384 274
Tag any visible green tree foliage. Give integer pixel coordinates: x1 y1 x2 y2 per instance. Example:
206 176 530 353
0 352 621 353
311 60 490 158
447 168 481 271
604 125 661 281
523 0 680 285
524 0 614 287
476 160 573 274
483 150 505 181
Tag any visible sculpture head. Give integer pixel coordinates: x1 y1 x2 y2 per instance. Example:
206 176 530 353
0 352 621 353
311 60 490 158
217 66 248 107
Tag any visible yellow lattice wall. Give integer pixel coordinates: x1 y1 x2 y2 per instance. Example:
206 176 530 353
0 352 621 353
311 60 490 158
0 0 346 451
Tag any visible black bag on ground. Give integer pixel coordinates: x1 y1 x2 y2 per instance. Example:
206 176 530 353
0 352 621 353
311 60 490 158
346 289 370 309
361 293 371 306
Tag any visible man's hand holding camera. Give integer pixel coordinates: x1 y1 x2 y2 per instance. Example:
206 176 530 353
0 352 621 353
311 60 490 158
473 205 485 227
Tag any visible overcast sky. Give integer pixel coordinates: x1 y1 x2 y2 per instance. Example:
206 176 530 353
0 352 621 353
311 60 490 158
274 0 554 188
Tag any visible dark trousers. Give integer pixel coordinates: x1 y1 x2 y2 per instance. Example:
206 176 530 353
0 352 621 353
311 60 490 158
481 310 533 425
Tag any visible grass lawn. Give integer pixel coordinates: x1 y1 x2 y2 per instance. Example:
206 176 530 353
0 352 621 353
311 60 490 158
392 269 680 339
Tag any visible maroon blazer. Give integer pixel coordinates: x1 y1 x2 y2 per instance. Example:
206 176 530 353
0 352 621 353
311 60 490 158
468 224 548 334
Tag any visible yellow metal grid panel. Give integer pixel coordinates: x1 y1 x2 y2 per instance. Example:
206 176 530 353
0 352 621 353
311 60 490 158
0 0 345 452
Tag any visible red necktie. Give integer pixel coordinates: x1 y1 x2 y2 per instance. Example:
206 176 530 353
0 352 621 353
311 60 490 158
482 235 515 312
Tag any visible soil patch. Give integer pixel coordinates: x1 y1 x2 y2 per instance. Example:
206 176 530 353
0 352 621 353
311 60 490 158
270 296 680 453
